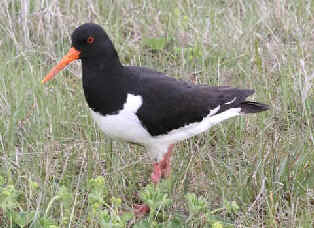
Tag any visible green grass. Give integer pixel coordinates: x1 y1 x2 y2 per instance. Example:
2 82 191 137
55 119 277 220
0 0 313 227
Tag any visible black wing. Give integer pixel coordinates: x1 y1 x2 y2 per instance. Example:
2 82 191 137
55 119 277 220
124 66 257 136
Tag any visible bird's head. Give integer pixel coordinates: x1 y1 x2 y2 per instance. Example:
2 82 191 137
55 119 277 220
42 23 115 83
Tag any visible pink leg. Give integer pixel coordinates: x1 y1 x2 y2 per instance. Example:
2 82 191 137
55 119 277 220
151 162 162 184
151 144 174 184
134 145 175 216
160 144 174 178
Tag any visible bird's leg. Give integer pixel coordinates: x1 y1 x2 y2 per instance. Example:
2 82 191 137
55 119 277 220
160 144 174 178
151 144 174 184
151 162 162 184
134 204 150 217
135 144 175 217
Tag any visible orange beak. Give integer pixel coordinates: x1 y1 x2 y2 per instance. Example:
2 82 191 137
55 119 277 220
42 47 80 83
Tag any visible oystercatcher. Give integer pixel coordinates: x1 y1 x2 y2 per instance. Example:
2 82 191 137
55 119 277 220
42 23 269 214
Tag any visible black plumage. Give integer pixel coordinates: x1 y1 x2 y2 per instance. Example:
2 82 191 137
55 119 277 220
74 23 269 136
42 23 271 192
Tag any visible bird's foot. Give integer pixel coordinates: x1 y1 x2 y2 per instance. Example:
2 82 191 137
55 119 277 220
134 204 150 217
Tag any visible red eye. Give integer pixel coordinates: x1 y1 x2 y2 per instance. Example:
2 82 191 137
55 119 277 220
87 36 94 44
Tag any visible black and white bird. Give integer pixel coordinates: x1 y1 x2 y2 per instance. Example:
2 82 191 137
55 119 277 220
42 23 269 213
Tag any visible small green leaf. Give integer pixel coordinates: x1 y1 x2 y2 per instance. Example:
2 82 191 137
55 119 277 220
278 156 289 180
121 212 133 223
231 201 239 212
212 221 224 228
29 180 39 190
174 8 181 17
143 37 167 51
133 219 151 228
0 176 5 185
254 38 263 73
38 216 58 228
10 211 34 227
185 193 208 214
111 196 122 208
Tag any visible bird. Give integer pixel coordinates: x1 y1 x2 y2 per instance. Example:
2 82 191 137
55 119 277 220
42 23 269 215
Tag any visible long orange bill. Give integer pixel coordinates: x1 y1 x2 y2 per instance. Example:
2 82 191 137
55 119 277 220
42 47 80 83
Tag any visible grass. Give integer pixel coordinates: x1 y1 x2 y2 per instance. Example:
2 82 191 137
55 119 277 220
0 0 313 227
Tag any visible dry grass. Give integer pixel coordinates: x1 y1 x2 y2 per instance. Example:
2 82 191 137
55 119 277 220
0 0 313 227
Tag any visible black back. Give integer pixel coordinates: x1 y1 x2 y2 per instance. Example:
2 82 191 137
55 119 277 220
123 67 254 135
72 23 266 136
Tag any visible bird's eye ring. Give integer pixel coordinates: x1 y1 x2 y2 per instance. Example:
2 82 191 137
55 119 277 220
87 36 95 44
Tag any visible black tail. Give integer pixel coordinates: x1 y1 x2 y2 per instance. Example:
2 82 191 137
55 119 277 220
240 101 270 114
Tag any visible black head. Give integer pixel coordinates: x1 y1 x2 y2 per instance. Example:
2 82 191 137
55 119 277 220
42 23 121 83
71 23 117 60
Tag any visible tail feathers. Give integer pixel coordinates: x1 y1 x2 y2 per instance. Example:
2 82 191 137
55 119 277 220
240 101 270 114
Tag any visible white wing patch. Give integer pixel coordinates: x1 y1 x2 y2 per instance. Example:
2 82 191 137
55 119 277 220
225 97 237 105
209 105 220 116
154 107 241 144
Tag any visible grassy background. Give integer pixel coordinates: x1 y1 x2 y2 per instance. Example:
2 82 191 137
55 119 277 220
0 0 313 227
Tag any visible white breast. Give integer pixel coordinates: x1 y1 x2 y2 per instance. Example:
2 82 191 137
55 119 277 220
90 94 152 145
